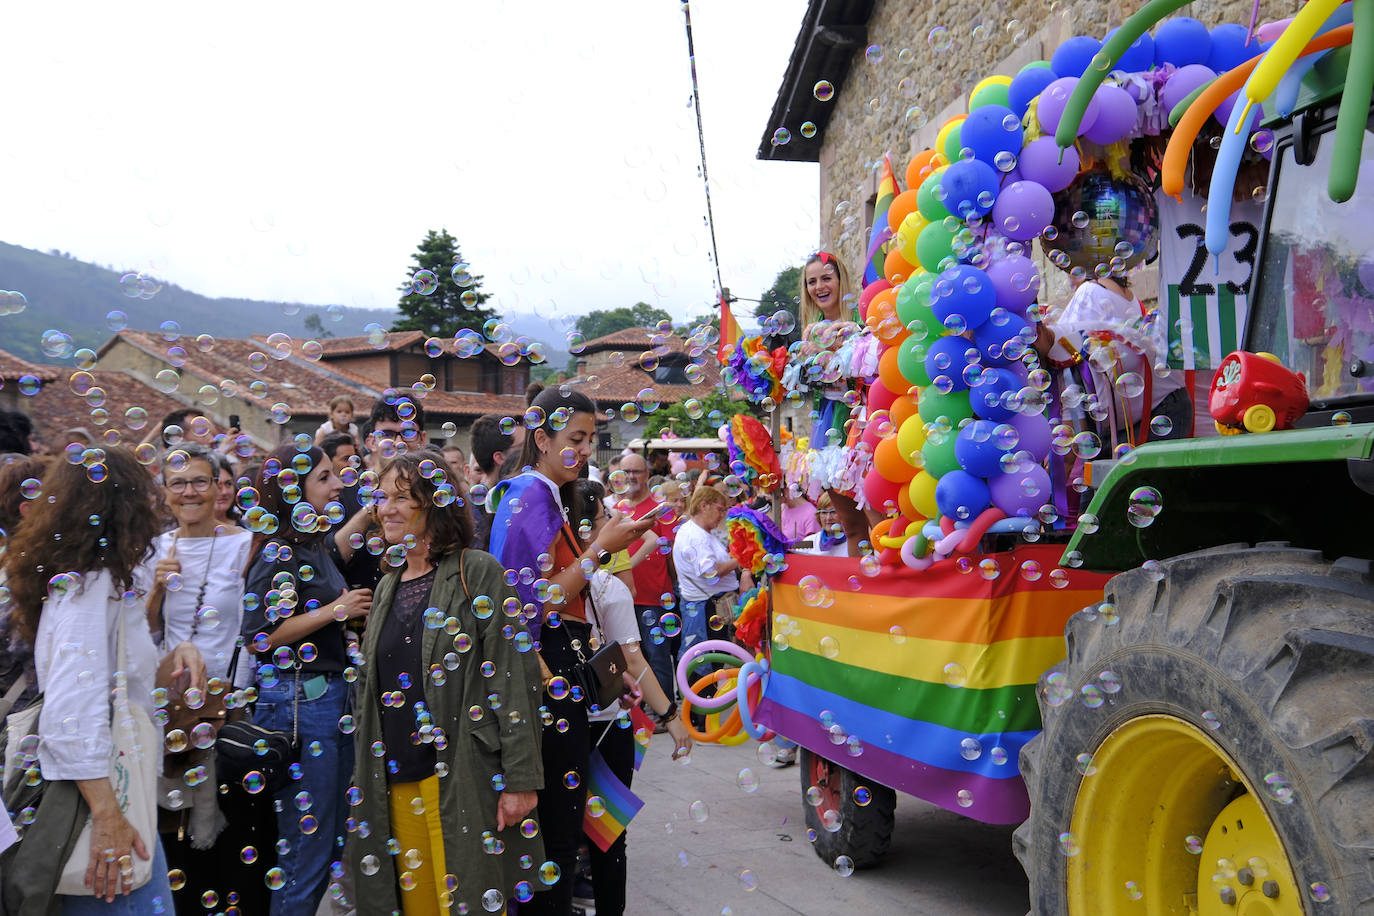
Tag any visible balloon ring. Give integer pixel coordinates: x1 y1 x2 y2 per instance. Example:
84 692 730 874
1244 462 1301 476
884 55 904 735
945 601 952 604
678 669 744 742
675 640 753 707
735 660 775 741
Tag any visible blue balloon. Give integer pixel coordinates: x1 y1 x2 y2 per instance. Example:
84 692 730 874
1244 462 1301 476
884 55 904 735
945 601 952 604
923 333 980 393
968 368 1022 422
1105 27 1155 72
931 264 996 334
1207 23 1261 73
954 421 1013 478
1051 36 1102 79
1008 63 1059 118
973 312 1034 365
939 158 1000 220
959 104 1024 169
1154 17 1211 67
935 470 992 521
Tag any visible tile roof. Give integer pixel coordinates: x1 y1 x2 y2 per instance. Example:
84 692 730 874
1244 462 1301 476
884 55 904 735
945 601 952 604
0 348 59 382
562 356 722 407
580 327 691 353
15 366 188 447
303 331 425 357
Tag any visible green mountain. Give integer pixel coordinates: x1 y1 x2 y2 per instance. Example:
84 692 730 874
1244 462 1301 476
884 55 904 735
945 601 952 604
0 241 398 364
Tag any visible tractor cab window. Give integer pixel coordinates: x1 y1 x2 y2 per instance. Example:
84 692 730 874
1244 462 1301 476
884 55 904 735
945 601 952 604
1250 122 1374 404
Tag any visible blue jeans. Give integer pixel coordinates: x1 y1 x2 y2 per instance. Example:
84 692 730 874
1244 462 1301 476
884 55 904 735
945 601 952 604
254 673 353 916
61 839 172 915
680 599 710 651
634 604 679 700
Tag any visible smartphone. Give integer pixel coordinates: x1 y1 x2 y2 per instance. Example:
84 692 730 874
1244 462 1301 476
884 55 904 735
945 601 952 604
639 502 673 523
228 413 241 430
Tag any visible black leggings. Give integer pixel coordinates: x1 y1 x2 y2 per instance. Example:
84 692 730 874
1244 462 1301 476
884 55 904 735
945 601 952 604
587 719 635 916
522 620 591 916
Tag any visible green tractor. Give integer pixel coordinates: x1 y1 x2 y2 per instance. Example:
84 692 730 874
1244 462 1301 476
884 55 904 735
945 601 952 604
1014 85 1374 912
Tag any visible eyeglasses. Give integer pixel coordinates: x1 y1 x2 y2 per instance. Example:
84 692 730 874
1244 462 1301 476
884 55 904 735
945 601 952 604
166 476 214 494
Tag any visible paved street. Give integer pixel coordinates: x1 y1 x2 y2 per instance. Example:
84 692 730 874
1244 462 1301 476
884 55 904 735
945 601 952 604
624 737 1030 915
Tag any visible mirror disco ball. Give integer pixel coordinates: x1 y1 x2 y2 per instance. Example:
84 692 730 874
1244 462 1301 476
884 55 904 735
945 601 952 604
1044 170 1158 273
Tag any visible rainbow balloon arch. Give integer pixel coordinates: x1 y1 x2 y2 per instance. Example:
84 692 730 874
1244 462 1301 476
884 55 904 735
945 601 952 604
695 0 1366 817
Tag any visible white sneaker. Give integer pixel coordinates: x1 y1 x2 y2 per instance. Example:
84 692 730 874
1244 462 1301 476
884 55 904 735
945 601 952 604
770 746 797 768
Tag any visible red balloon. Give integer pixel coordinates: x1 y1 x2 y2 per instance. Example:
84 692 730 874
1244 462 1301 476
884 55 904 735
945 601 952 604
867 379 898 412
863 470 903 516
858 279 891 318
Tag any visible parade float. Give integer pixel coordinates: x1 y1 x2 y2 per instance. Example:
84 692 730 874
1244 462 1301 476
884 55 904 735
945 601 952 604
691 1 1374 911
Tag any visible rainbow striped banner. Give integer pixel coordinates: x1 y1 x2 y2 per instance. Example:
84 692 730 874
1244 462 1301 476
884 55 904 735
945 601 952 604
755 546 1108 825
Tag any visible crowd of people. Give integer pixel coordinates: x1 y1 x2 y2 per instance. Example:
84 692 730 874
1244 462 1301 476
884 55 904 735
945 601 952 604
0 368 802 916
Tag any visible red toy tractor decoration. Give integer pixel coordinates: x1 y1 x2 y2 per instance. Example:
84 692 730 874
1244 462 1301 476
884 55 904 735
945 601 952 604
1209 351 1310 434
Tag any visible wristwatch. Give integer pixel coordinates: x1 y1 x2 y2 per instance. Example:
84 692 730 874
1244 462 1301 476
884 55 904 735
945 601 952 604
594 546 612 567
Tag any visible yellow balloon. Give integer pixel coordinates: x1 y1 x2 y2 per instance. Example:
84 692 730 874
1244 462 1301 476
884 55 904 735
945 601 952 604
908 471 938 520
896 414 928 466
969 74 1013 108
1246 0 1343 108
896 211 929 266
934 116 966 163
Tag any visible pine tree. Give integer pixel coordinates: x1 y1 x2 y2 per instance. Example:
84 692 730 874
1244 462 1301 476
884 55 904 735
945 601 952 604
391 229 496 337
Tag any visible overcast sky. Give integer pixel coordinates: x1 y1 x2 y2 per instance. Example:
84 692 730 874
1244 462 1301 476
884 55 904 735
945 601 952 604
0 1 817 335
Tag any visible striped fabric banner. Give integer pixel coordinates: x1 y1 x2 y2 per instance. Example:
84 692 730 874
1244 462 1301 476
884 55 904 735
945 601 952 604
755 547 1109 825
1164 283 1245 371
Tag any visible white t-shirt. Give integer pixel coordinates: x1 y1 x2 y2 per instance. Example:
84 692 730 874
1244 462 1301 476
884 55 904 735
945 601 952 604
672 519 738 601
151 529 253 680
585 571 642 723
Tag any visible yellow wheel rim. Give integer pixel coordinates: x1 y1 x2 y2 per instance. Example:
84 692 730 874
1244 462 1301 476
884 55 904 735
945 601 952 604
1244 404 1277 433
1066 715 1304 915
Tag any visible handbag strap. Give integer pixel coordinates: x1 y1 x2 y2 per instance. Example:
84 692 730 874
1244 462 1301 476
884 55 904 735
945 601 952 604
558 525 610 650
0 672 29 722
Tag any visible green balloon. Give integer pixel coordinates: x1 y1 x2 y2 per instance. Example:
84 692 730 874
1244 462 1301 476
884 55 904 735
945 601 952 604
916 221 956 274
968 82 1010 111
898 335 933 388
895 272 938 335
942 123 965 163
921 431 961 478
916 167 951 222
918 387 974 426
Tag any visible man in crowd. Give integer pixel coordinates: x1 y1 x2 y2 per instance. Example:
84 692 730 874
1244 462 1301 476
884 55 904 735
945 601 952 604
319 431 361 519
468 413 524 551
620 452 680 700
364 397 427 470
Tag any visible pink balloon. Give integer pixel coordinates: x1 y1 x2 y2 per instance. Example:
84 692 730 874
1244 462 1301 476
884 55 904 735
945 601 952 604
1017 137 1081 192
1084 83 1139 145
862 470 903 514
867 379 897 412
1159 64 1217 117
1036 77 1100 137
991 180 1055 242
858 279 891 320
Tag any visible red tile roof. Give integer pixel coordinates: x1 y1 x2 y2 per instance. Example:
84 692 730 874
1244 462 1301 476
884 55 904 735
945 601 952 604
299 330 426 357
580 327 690 353
15 367 189 448
0 348 59 382
563 352 721 407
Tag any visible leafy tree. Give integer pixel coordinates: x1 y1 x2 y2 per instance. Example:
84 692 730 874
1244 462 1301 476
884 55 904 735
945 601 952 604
392 229 496 337
755 264 803 345
650 387 761 440
303 313 334 339
573 302 673 341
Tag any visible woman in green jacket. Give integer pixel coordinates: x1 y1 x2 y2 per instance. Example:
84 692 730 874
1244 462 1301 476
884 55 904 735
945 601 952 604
349 450 546 915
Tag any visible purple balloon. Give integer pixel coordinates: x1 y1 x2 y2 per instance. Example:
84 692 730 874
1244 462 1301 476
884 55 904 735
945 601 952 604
986 254 1040 312
1159 64 1217 117
1213 89 1265 127
1036 77 1100 137
1358 252 1374 295
1017 137 1081 192
988 463 1052 518
1009 412 1052 463
1084 83 1139 145
992 180 1055 242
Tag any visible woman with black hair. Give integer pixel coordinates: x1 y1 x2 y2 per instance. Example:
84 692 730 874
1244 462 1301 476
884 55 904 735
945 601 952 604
240 443 372 916
487 387 653 915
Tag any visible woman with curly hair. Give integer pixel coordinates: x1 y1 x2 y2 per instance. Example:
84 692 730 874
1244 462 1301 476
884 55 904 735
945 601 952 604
3 445 205 911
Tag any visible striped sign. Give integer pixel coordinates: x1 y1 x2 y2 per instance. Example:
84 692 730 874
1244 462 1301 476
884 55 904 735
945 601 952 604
1164 283 1246 371
755 548 1109 824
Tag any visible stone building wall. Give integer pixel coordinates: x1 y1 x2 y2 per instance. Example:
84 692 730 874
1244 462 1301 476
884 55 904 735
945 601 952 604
816 0 1291 309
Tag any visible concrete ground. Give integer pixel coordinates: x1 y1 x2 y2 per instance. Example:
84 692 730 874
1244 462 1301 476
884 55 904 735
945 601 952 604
623 737 1030 915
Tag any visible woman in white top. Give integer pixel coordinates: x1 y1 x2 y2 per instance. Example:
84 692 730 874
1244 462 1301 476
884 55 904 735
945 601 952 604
574 480 689 916
148 443 253 680
3 445 204 910
671 485 746 651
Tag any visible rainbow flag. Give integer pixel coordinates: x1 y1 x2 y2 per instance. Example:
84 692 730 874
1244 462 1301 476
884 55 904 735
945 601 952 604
717 292 742 364
754 546 1108 825
582 749 644 853
863 154 899 285
630 705 654 771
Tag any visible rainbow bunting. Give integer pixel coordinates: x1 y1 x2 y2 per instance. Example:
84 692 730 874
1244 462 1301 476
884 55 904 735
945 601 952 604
863 153 899 285
630 705 654 771
582 749 644 853
754 546 1109 825
717 292 742 364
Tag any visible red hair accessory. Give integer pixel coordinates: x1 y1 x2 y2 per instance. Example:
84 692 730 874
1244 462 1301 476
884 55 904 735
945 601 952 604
814 251 835 265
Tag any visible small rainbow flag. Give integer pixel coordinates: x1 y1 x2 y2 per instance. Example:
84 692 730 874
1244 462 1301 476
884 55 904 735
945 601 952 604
630 705 654 771
582 749 644 853
717 292 742 364
755 545 1108 825
863 153 899 285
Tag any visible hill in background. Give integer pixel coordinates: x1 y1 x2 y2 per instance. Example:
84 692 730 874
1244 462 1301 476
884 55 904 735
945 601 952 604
0 242 570 369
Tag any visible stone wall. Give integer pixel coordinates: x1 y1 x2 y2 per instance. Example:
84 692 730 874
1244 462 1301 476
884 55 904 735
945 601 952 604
816 0 1291 309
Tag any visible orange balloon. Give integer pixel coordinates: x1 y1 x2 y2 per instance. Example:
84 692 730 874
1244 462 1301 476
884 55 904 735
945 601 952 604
897 478 923 521
905 149 939 190
886 189 921 235
874 435 917 483
878 344 907 394
872 517 894 543
883 247 916 285
890 394 918 429
865 288 908 345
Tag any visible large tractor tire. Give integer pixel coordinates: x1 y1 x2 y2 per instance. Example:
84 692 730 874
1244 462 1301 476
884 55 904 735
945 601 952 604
1014 543 1374 915
799 748 896 869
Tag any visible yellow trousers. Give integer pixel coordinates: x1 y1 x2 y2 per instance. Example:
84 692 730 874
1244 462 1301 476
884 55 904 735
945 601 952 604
387 775 450 916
